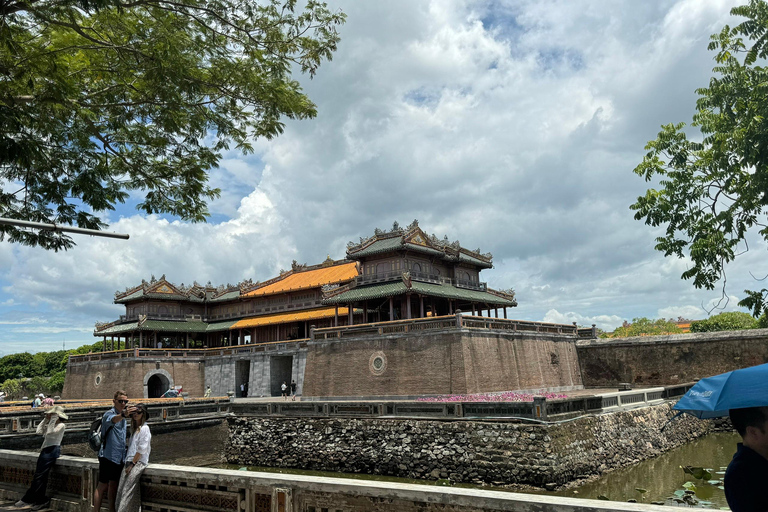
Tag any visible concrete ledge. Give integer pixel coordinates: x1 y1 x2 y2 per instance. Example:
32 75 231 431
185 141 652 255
0 449 671 512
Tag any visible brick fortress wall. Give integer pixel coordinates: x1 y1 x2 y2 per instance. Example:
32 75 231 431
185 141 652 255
302 329 583 397
62 358 205 399
577 328 768 387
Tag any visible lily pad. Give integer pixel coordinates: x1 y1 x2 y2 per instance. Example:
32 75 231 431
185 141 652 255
683 481 697 491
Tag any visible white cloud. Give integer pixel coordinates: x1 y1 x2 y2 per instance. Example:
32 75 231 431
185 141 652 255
0 317 47 325
543 309 625 331
1 0 759 354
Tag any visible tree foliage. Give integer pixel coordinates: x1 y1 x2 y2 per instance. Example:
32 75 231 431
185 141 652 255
689 311 757 332
600 317 683 338
0 0 344 250
0 340 108 399
631 1 768 313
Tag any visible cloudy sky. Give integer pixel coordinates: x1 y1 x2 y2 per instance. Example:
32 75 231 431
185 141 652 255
1 0 763 355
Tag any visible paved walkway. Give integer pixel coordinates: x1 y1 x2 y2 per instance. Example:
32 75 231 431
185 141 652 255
0 500 55 511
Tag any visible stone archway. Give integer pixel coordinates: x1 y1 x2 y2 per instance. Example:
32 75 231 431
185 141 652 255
143 369 173 398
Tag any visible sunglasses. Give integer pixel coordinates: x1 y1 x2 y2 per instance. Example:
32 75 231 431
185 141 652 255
116 399 129 404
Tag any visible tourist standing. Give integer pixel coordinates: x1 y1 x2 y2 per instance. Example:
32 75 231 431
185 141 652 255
92 390 132 512
15 405 68 510
32 394 42 408
42 395 54 407
290 380 297 401
204 385 212 398
281 381 288 400
724 406 768 512
115 404 151 512
240 383 244 397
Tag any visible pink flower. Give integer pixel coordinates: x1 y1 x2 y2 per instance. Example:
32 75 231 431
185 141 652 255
416 391 567 403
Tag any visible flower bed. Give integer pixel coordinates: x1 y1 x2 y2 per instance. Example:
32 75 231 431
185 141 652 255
417 391 568 402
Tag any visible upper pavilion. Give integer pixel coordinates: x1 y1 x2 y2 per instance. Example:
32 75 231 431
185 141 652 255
322 221 516 322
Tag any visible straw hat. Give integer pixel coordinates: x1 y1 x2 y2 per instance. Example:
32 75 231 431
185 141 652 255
46 405 68 420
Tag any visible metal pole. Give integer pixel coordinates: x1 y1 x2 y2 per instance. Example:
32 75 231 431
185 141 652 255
0 218 129 240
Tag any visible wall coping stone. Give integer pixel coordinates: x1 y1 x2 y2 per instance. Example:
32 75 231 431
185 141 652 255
0 449 672 512
576 328 768 348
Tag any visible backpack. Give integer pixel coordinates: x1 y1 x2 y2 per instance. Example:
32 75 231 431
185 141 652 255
87 417 114 453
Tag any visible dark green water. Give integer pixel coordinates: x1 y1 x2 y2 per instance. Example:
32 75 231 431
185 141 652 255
541 432 740 507
226 432 741 509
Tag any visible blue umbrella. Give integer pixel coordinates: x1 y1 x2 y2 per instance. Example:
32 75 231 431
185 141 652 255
673 363 768 419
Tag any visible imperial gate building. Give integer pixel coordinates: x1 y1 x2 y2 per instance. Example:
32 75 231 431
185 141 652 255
64 222 589 400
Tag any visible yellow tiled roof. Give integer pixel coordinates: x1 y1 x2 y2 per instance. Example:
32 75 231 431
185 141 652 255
231 307 349 329
243 262 357 297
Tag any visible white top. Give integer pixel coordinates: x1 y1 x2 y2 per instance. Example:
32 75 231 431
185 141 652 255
37 417 66 449
125 424 152 465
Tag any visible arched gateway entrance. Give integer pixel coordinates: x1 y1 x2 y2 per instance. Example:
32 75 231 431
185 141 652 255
143 369 173 398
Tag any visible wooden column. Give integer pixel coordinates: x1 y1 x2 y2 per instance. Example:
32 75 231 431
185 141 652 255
139 331 143 348
449 300 453 315
153 331 157 347
348 303 354 326
405 295 412 319
364 301 368 323
419 296 424 318
335 305 339 327
239 329 243 345
503 307 507 319
186 333 189 349
494 308 498 318
389 297 394 321
472 303 476 316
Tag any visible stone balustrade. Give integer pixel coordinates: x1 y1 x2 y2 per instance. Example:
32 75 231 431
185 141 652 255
0 449 672 512
0 398 231 450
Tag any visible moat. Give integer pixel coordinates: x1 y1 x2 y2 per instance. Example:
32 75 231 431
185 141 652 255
59 422 739 508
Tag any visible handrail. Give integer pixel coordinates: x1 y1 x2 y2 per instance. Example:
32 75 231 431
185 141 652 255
311 314 585 340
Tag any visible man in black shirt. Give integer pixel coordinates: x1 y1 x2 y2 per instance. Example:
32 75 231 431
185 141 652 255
725 406 768 512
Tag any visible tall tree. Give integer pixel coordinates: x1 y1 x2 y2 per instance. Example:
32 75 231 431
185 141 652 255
631 1 768 314
0 0 344 250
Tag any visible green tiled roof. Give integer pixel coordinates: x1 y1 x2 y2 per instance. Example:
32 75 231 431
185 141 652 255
94 322 139 335
403 243 445 257
206 320 237 332
323 281 515 306
347 237 403 259
139 320 208 332
114 289 144 303
115 290 201 303
458 253 493 268
323 282 408 303
208 290 240 302
346 232 492 268
410 282 515 305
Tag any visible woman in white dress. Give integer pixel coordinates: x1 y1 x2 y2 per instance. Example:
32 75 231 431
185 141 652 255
115 404 151 512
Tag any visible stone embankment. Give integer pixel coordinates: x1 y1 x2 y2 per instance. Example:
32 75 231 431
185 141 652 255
226 402 727 488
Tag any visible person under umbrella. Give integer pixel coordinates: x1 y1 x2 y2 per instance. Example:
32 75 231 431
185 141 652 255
672 363 768 512
15 405 68 510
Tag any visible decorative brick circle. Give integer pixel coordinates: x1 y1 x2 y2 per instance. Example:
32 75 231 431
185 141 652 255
94 372 103 386
369 351 387 376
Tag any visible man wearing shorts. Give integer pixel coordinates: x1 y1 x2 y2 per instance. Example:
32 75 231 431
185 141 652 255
92 390 132 512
